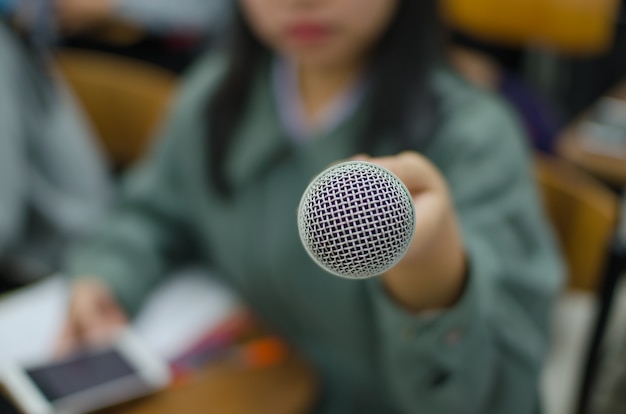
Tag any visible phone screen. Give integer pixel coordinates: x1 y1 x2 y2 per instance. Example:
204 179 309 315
26 349 136 402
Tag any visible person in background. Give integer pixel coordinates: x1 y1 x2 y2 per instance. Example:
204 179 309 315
54 0 230 36
57 0 563 413
593 196 626 414
53 0 232 72
0 1 112 290
449 39 563 154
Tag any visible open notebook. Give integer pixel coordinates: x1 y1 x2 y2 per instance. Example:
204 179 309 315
0 270 240 367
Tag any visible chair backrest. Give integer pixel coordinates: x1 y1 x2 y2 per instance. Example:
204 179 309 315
443 0 620 56
535 155 619 292
55 50 178 170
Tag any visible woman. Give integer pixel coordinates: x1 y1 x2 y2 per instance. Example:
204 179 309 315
58 1 563 412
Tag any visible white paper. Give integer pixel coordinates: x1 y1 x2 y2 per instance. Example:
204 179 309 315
0 270 239 367
133 269 240 360
0 277 69 366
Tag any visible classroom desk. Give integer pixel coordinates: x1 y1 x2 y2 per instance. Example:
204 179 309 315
97 354 318 414
557 81 626 188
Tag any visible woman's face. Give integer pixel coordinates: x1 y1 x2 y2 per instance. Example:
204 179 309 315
240 0 399 70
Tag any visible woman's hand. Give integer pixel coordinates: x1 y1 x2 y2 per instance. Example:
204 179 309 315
54 0 116 35
56 278 129 357
355 151 467 312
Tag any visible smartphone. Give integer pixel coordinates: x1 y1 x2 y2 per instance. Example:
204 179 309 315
0 330 170 414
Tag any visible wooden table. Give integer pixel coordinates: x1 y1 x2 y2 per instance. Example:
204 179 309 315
97 354 318 414
557 82 626 187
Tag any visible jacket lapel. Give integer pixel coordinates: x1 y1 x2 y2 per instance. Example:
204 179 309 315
224 66 290 191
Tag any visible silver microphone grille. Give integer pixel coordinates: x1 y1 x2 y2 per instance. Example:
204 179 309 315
298 161 416 279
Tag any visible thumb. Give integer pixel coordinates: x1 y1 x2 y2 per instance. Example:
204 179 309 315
368 151 445 196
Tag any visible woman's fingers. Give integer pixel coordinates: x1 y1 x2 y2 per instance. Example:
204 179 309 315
80 293 127 344
350 153 371 162
54 0 115 35
54 278 128 358
367 151 444 195
55 320 79 358
365 151 453 254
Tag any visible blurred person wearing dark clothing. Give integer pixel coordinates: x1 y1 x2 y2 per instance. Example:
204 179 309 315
450 43 563 154
0 3 112 289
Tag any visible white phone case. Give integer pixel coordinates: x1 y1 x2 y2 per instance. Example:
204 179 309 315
0 330 170 414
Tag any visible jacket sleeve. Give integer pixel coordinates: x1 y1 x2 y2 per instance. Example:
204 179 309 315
64 54 225 315
367 92 564 413
64 113 195 315
0 37 27 260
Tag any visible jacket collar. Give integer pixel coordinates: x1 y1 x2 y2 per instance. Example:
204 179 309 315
223 61 380 191
224 64 290 191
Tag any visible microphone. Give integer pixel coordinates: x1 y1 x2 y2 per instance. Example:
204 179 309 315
298 161 416 279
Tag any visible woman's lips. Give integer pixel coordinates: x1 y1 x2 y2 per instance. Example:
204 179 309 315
286 22 333 45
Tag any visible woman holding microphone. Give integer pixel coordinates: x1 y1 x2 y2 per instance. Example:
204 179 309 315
58 0 563 412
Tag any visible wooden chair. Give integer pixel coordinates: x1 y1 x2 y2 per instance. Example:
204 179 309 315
536 155 619 291
535 155 624 414
55 49 178 170
443 0 620 56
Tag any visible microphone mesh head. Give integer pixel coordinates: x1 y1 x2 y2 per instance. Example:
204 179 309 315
298 161 415 279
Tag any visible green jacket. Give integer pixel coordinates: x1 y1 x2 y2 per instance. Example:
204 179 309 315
68 54 563 414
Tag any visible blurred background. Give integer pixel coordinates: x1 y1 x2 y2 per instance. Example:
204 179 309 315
1 1 626 414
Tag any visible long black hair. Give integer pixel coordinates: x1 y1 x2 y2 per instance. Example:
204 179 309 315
207 0 444 196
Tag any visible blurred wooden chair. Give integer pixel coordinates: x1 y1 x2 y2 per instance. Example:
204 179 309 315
535 155 624 414
536 155 619 292
55 49 178 170
443 0 620 56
